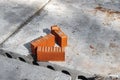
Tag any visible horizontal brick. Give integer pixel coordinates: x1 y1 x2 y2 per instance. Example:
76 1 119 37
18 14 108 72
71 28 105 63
37 46 65 61
31 34 55 54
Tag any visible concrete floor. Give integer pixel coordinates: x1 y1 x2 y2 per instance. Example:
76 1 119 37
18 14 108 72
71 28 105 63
0 55 71 80
0 0 120 80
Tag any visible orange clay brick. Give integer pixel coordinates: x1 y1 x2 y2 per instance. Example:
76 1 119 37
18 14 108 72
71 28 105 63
31 34 55 54
51 25 61 31
51 26 67 47
37 46 65 61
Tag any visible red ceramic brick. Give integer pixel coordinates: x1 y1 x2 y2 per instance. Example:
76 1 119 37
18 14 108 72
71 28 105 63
31 37 43 54
51 25 60 31
31 34 55 54
46 34 55 46
51 26 67 47
37 46 65 61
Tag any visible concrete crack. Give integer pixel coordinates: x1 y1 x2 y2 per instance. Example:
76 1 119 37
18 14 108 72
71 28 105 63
0 0 51 47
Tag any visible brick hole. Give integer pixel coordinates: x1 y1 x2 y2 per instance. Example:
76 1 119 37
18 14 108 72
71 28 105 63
47 65 55 70
61 70 71 76
18 57 26 62
78 75 88 80
5 53 12 58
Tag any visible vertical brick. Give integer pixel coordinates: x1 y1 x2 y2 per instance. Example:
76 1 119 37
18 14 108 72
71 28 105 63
51 29 67 47
51 25 60 31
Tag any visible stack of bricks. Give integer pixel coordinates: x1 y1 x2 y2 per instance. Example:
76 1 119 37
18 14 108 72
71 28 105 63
31 25 67 61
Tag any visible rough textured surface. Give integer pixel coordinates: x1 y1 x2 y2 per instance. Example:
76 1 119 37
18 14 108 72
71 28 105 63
0 0 49 44
1 0 120 78
0 55 71 80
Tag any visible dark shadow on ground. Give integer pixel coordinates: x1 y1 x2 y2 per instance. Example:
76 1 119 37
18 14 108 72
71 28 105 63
24 42 31 54
43 28 51 34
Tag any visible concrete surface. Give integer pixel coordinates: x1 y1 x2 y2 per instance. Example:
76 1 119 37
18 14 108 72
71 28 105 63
0 0 120 79
0 55 71 80
0 0 49 44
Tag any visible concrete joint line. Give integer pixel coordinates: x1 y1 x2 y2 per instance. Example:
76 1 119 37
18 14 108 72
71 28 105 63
0 0 51 47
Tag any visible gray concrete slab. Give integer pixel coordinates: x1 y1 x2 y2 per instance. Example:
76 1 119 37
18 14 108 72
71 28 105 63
0 55 71 80
1 0 120 78
0 0 49 44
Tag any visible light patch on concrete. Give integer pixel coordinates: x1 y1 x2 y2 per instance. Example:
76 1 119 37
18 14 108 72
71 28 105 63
0 0 49 44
